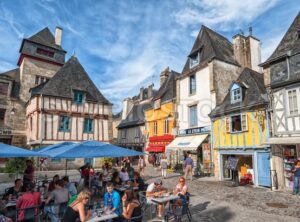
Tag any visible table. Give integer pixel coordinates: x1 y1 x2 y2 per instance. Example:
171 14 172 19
150 195 179 204
87 212 118 222
115 186 139 192
5 200 16 208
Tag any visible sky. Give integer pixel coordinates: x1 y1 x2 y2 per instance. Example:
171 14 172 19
0 0 299 113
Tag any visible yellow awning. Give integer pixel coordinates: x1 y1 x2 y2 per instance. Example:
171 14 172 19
263 137 300 145
166 134 208 151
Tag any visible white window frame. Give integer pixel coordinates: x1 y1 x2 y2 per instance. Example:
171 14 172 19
286 88 300 116
135 127 140 138
231 84 242 104
229 113 248 133
121 129 126 139
164 119 169 134
189 75 196 95
188 105 198 127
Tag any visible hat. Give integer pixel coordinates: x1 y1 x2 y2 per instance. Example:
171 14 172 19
154 179 162 185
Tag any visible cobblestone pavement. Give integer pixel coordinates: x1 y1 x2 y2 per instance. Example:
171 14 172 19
144 167 300 222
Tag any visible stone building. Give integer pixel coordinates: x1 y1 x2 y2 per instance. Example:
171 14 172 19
0 27 65 147
174 25 261 175
261 12 300 190
117 85 156 152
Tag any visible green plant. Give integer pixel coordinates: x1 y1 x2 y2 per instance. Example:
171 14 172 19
103 157 114 167
4 158 35 174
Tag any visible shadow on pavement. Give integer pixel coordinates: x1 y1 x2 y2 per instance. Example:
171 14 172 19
187 206 234 222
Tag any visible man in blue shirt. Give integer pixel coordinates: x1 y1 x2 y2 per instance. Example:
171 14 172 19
292 160 300 195
104 182 122 221
184 153 194 181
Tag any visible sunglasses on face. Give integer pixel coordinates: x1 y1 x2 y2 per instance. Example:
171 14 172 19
179 180 184 182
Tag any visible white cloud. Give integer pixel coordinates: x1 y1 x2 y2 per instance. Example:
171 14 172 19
174 0 279 31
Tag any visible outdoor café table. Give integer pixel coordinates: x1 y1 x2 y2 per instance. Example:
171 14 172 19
114 186 139 192
150 194 179 205
87 211 118 222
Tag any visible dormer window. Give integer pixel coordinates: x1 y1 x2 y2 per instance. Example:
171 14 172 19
74 90 84 104
231 83 242 103
0 82 9 96
189 52 200 68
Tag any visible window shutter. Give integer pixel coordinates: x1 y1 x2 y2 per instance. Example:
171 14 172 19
241 114 248 131
225 117 230 133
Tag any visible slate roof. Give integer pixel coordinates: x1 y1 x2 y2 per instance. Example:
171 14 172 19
117 102 152 129
30 56 111 104
182 25 239 74
262 12 300 66
152 70 179 104
0 68 20 98
210 68 268 118
26 27 65 51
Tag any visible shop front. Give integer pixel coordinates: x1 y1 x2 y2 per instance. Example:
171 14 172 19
166 134 211 175
219 149 271 187
264 137 300 190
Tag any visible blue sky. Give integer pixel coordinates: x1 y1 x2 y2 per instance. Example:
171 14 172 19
0 0 299 113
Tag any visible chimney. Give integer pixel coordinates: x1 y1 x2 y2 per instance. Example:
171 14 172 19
160 67 170 86
148 84 154 98
55 26 63 46
233 28 261 72
139 87 144 100
121 98 133 120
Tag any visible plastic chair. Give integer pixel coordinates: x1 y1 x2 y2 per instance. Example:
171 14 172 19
16 205 40 222
165 195 192 222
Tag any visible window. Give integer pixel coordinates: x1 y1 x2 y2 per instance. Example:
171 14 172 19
84 118 93 133
35 76 49 85
230 114 248 133
0 82 9 96
121 129 126 139
164 119 169 134
135 128 140 138
189 52 200 68
231 84 242 103
36 48 54 58
74 91 84 104
143 90 148 99
288 89 299 115
153 122 157 135
59 116 70 132
189 105 197 127
189 75 196 95
0 109 5 124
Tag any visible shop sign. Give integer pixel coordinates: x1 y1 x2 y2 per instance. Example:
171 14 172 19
179 126 211 135
202 143 211 165
154 99 161 109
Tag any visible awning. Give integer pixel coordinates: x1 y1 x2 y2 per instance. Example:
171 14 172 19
146 146 165 153
166 134 208 151
263 137 300 145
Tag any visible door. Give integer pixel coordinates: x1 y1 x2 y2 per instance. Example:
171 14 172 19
84 158 94 167
257 152 271 187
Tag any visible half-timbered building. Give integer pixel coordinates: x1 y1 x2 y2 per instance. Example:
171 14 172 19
261 12 300 190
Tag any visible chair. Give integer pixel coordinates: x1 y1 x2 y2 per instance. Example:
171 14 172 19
16 205 40 222
165 195 192 222
126 214 143 222
44 201 68 222
138 191 154 220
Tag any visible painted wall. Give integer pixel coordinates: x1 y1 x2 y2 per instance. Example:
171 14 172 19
145 102 175 137
212 110 269 149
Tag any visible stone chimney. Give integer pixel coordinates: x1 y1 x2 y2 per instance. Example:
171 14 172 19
148 84 154 98
55 26 63 46
121 98 133 120
139 87 144 100
233 28 261 72
160 67 170 86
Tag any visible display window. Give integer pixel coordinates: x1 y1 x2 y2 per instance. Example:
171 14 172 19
283 145 297 188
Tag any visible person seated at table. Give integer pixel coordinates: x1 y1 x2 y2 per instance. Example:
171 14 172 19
44 179 71 222
0 200 13 222
173 176 189 207
121 190 142 222
22 160 34 190
48 174 60 192
112 172 123 187
146 179 167 218
0 214 13 222
132 172 145 191
62 189 92 222
102 163 110 177
62 176 77 196
103 182 121 221
16 182 41 221
119 168 129 182
3 179 23 201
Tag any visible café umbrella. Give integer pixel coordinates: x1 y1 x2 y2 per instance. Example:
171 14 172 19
0 143 48 157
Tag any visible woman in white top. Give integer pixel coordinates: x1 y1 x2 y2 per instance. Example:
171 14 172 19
160 155 168 179
119 167 129 182
173 176 188 207
138 156 146 177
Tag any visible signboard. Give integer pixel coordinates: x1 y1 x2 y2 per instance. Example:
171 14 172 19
179 126 211 135
202 143 211 165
